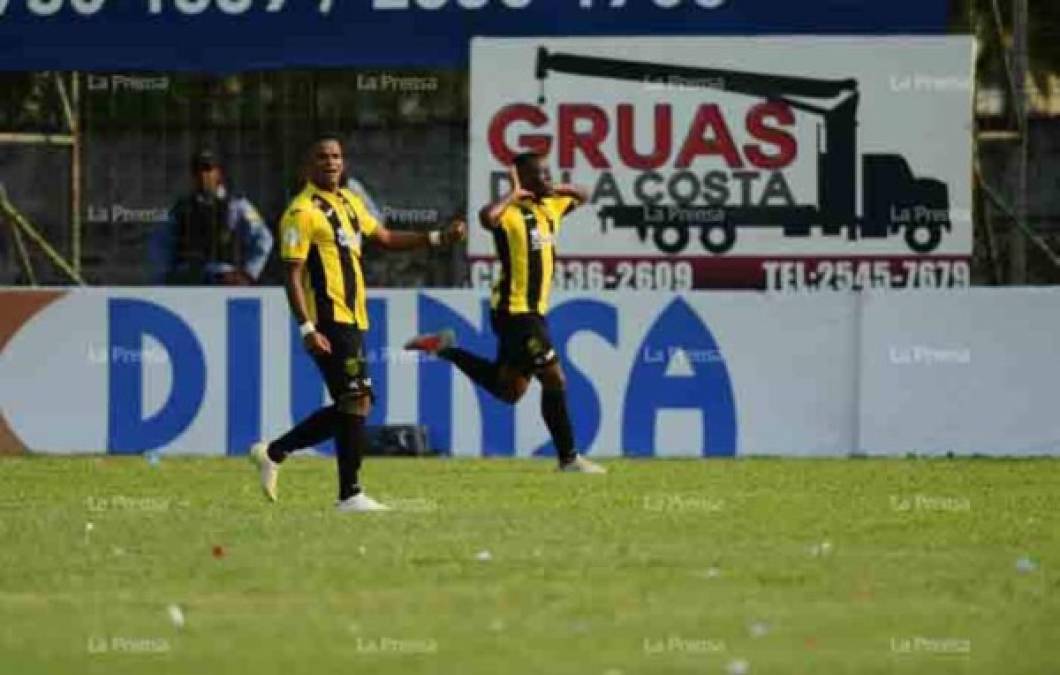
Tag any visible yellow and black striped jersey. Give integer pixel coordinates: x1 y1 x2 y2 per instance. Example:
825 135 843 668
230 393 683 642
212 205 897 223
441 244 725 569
279 182 380 328
490 196 575 315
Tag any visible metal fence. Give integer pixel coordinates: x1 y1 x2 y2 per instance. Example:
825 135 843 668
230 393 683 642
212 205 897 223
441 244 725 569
1 62 1059 287
0 69 469 287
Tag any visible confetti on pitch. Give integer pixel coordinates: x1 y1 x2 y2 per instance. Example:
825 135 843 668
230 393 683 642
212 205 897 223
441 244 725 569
1015 556 1038 573
809 540 834 557
475 550 493 562
358 545 367 556
145 451 161 467
726 658 750 675
167 604 185 629
212 545 225 559
692 566 721 580
748 621 770 638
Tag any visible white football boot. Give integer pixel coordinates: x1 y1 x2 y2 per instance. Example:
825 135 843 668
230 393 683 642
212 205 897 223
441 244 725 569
248 442 279 502
336 493 391 513
558 455 608 474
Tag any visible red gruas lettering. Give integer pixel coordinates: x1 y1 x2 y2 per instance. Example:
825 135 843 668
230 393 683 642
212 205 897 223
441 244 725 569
487 102 798 171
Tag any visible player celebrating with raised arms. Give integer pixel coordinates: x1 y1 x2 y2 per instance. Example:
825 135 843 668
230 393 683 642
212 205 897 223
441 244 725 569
404 151 605 473
250 135 466 512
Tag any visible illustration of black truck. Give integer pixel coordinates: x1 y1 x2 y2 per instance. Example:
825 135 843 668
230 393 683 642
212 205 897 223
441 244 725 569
535 47 951 255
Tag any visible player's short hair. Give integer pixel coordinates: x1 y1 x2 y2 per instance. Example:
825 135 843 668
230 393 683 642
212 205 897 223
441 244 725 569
309 131 345 153
512 151 544 172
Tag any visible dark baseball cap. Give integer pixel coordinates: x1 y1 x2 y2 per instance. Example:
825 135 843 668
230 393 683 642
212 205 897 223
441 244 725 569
191 149 220 171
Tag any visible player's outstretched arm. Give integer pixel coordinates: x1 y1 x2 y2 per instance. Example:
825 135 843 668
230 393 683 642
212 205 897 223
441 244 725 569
552 183 590 214
370 215 467 251
479 166 534 228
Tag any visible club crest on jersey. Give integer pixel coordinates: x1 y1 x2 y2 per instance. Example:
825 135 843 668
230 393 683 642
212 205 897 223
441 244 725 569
526 336 543 354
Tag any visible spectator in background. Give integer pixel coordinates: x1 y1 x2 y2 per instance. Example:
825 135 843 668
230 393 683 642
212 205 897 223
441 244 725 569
152 150 273 285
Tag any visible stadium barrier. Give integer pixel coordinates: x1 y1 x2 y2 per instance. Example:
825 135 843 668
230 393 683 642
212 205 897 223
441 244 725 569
0 287 1057 457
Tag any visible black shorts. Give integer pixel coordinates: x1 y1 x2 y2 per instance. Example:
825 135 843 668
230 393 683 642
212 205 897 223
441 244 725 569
313 322 374 403
490 311 558 376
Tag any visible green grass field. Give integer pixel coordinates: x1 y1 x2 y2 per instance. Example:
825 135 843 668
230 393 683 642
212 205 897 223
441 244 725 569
0 456 1057 675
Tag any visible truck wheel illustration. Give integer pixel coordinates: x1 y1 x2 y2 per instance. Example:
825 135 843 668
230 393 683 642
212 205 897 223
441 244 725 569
653 225 690 254
904 223 942 253
700 222 736 254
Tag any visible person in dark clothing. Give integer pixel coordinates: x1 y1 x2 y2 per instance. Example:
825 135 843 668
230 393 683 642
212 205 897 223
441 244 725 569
152 150 273 285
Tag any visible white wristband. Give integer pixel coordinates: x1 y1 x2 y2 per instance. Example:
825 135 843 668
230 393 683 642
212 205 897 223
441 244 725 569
428 230 443 247
298 321 316 338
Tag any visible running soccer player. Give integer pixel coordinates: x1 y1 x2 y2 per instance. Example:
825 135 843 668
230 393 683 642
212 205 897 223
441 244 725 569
250 135 466 512
404 151 605 473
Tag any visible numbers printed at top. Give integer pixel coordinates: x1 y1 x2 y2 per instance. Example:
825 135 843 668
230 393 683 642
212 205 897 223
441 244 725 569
1 0 733 16
0 0 302 15
7 0 108 16
146 0 284 14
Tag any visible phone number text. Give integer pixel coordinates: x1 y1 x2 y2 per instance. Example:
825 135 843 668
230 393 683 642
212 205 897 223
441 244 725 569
1 0 726 17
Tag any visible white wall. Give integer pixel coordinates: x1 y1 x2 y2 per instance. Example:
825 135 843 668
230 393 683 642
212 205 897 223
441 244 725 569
858 288 1060 456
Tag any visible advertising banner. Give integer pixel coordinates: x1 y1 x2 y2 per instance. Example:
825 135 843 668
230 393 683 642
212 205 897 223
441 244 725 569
3 287 1059 458
0 1 949 71
469 37 974 291
0 288 855 457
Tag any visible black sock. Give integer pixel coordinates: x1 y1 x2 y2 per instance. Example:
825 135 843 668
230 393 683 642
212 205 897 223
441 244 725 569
267 405 337 463
439 347 504 399
335 413 366 501
541 388 576 464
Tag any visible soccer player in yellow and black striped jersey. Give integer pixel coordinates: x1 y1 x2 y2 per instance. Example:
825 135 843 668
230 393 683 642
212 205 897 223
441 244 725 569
405 151 605 474
249 135 466 512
